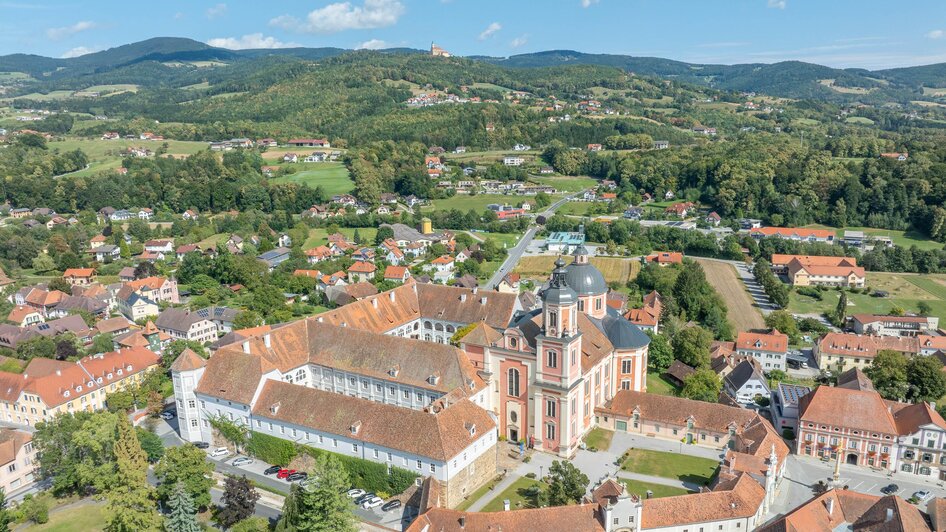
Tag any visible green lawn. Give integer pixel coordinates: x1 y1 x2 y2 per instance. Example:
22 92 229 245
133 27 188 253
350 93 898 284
269 162 354 196
23 503 106 531
803 224 942 251
481 477 548 512
558 202 605 216
304 227 378 249
787 272 946 322
620 449 719 485
845 116 875 125
50 138 208 159
455 475 504 511
531 175 597 192
422 194 529 213
618 478 692 498
464 232 521 250
647 371 679 396
583 427 614 451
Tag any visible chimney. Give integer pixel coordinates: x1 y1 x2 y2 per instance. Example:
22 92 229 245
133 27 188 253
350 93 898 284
729 455 735 474
503 499 510 512
826 498 835 516
55 369 61 376
372 298 378 308
480 297 487 305
317 316 323 323
472 287 478 295
885 508 894 523
389 291 396 303
460 294 467 303
263 334 271 348
459 515 466 528
242 341 250 354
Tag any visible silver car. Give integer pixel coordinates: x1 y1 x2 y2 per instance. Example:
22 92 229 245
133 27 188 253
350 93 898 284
362 496 384 509
231 457 254 467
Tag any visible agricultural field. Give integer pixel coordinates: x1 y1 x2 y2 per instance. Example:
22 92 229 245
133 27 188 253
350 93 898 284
514 255 639 286
787 272 946 322
558 201 608 216
79 84 139 96
695 258 765 331
818 79 875 94
47 137 209 176
922 87 946 96
0 71 32 81
5 90 73 102
845 116 875 125
531 175 597 192
803 224 942 251
268 162 354 196
421 194 524 213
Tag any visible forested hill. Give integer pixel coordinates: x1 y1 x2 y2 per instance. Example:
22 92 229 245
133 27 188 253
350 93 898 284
5 38 946 101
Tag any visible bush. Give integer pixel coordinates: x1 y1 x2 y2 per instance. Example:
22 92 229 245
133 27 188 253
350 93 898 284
525 472 537 479
20 494 49 524
298 444 419 495
795 286 823 300
523 456 532 463
246 432 297 466
782 428 796 440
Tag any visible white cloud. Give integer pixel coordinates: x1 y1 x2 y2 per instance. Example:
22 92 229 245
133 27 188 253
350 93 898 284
173 12 184 20
270 0 404 34
207 33 296 50
510 35 528 48
61 46 100 58
478 22 501 41
767 0 786 9
46 21 96 40
356 38 389 50
206 3 227 19
927 30 944 40
581 0 599 7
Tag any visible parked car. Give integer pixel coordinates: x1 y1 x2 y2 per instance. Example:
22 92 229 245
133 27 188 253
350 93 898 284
193 441 210 449
276 469 297 480
159 411 175 420
263 465 282 475
347 488 366 499
914 490 933 501
209 447 229 457
287 472 308 482
381 500 402 512
881 484 899 495
362 496 384 509
354 493 376 505
232 457 254 467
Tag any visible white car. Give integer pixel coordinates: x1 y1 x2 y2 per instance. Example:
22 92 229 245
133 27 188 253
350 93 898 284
209 447 229 458
231 457 253 467
362 496 384 509
914 490 933 502
347 488 366 499
159 411 175 420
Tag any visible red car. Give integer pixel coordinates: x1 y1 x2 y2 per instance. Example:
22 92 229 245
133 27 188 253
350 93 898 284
276 468 297 480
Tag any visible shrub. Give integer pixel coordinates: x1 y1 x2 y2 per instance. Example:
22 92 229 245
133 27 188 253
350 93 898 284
796 286 823 300
246 432 297 465
523 456 532 463
20 494 49 524
298 444 419 495
782 428 796 440
525 472 537 479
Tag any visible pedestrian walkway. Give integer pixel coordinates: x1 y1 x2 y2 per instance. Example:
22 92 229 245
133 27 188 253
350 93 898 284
466 473 522 512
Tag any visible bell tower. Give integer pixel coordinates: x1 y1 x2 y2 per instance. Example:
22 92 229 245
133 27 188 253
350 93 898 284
536 258 583 385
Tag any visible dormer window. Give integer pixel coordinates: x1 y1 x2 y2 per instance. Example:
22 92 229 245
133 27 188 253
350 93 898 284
427 375 440 386
126 365 132 371
350 421 361 435
75 386 82 393
388 367 399 378
87 381 94 388
117 369 123 376
270 402 281 415
63 391 70 398
467 423 476 437
107 373 113 379
96 377 103 384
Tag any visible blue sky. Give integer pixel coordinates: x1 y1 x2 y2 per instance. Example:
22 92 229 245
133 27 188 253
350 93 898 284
2 0 946 69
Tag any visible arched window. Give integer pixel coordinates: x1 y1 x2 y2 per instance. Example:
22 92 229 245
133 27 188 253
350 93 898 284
424 321 432 330
548 310 558 329
446 325 455 333
435 323 444 332
507 368 520 397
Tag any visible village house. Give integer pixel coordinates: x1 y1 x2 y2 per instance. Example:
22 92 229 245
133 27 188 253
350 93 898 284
851 314 938 337
304 245 333 264
257 247 291 272
706 211 722 226
0 348 160 426
427 255 455 283
736 329 789 372
62 268 96 286
5 306 44 328
770 383 811 434
0 428 36 495
92 245 121 262
769 254 865 288
156 308 218 344
624 291 662 333
125 276 180 305
117 288 159 321
383 265 411 284
664 201 695 218
644 252 682 266
287 138 330 148
497 273 520 294
347 261 377 284
723 360 770 406
814 332 919 373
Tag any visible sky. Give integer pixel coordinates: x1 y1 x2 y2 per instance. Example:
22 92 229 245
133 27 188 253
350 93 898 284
2 0 946 70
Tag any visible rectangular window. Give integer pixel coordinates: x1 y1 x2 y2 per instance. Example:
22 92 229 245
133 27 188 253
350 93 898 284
373 449 379 458
546 424 556 440
352 443 358 453
429 464 436 473
546 399 557 418
621 359 632 374
416 460 422 470
546 350 557 369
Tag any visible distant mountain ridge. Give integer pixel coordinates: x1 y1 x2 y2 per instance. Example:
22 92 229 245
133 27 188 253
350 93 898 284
1 37 945 100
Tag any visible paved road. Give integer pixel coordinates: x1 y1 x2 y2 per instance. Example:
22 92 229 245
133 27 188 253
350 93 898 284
485 192 583 289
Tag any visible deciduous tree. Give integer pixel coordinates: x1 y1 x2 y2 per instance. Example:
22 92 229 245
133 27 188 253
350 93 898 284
546 460 589 506
218 475 260 529
680 369 722 403
154 445 214 510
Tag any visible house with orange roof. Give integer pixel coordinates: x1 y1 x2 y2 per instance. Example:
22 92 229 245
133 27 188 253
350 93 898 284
644 252 683 266
736 329 789 371
893 401 946 479
426 255 456 283
383 265 411 284
0 428 36 495
880 152 909 161
664 201 695 218
62 268 96 286
304 245 333 264
0 347 159 426
89 234 107 249
750 226 836 245
814 332 918 372
758 489 934 532
5 305 44 328
125 275 180 304
347 261 377 284
770 254 865 287
293 269 322 279
624 291 662 333
851 313 938 337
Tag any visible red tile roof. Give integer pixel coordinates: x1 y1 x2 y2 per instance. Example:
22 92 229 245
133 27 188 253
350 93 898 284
736 330 788 353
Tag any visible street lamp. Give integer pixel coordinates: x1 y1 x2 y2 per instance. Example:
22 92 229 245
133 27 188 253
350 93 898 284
540 465 544 480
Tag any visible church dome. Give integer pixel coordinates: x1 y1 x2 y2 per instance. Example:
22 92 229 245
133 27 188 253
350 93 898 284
563 261 608 297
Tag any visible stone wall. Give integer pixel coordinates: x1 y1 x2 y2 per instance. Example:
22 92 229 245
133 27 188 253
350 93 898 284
442 442 498 508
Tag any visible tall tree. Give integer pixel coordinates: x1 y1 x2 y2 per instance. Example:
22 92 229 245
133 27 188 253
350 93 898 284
907 355 946 403
218 475 260 529
671 326 713 369
0 490 11 532
105 418 161 532
833 291 848 326
680 369 723 403
866 351 910 401
154 445 214 510
278 454 354 532
646 332 674 372
546 460 589 506
165 482 200 532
